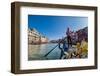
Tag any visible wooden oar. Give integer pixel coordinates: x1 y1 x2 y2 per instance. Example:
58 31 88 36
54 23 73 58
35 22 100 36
44 44 59 57
44 37 66 57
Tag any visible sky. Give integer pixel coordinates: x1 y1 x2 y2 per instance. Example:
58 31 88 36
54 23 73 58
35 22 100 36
28 15 88 40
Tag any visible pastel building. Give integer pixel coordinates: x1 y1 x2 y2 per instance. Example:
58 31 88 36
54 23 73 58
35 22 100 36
28 28 48 44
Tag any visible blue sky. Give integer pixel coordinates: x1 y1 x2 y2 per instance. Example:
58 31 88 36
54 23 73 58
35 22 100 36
28 15 88 40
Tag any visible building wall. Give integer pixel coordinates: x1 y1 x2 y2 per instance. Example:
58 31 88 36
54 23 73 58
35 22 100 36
28 28 48 44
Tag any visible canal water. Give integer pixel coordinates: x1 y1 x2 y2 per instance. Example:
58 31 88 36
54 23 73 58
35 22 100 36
28 43 62 60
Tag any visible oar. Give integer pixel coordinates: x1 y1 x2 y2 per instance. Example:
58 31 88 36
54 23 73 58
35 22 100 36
44 37 66 57
44 44 59 57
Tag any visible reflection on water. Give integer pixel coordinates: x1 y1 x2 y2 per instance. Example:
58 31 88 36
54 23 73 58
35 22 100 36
28 43 61 60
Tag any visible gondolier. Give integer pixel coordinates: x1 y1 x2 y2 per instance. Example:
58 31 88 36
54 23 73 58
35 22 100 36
66 27 72 48
58 38 69 59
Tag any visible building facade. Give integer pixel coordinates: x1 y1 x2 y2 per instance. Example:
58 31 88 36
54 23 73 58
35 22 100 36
28 28 48 44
